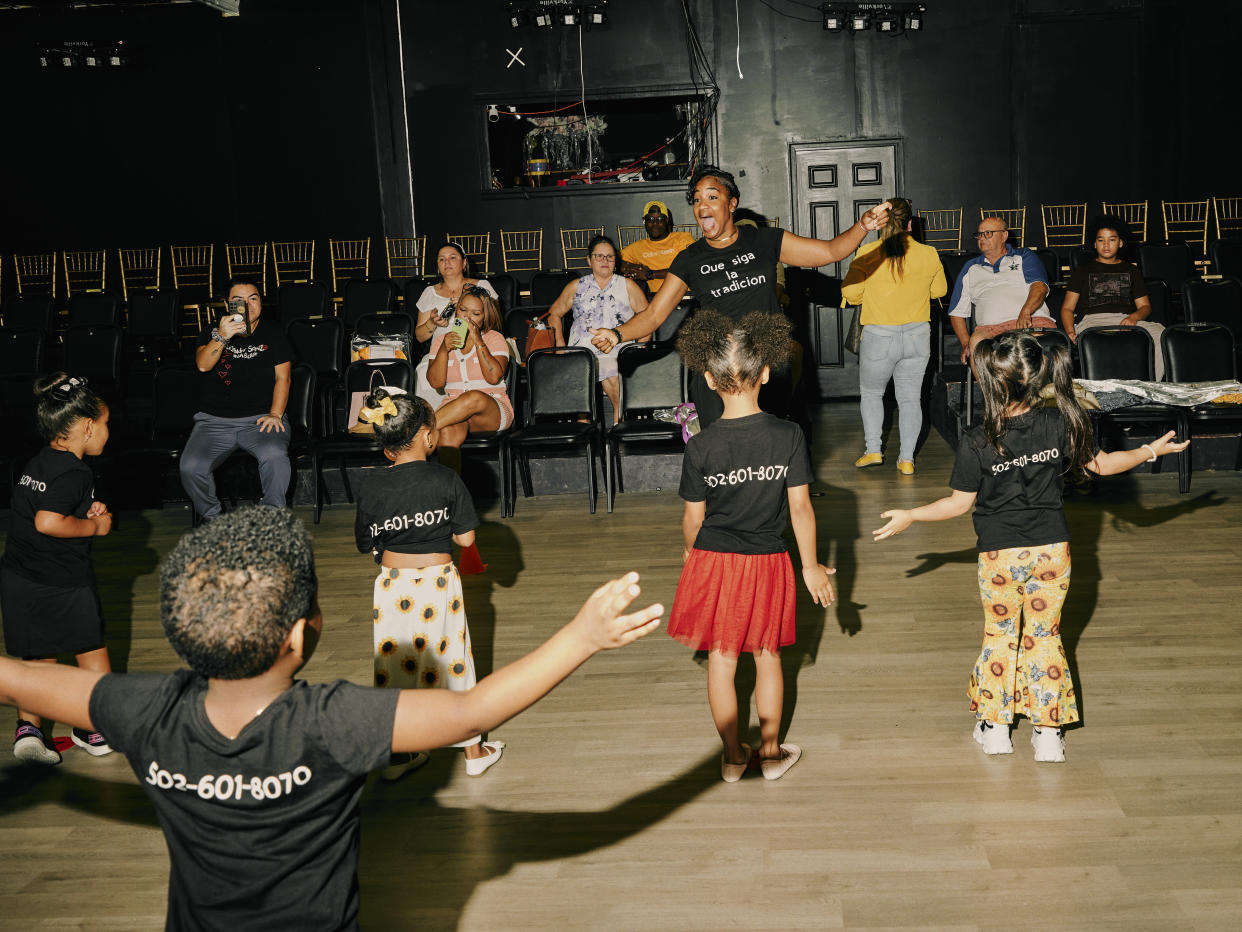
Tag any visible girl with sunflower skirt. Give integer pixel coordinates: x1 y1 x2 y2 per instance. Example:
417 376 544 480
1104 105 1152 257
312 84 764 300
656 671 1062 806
354 387 504 780
873 331 1187 762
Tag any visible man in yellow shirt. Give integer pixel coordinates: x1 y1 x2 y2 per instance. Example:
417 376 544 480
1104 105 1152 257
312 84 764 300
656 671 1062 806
619 201 696 293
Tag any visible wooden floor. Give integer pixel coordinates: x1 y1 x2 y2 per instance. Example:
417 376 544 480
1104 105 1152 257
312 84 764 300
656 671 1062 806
2 402 1241 930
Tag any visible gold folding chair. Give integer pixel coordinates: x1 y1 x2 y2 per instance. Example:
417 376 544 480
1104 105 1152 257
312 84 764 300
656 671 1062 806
15 252 57 297
1041 203 1087 248
329 237 371 293
225 243 268 294
917 208 963 252
63 249 107 296
272 240 316 287
118 247 161 300
500 230 544 272
446 233 490 275
560 227 604 270
1212 196 1242 239
1102 201 1148 241
673 223 699 237
980 208 1026 248
1162 199 1210 268
617 225 645 250
385 235 427 282
170 244 215 332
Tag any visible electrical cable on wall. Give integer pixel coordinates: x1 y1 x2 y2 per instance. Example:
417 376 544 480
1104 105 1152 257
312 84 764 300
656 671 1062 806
579 24 591 180
735 0 744 79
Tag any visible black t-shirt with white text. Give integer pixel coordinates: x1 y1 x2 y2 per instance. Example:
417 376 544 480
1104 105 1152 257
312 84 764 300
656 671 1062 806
679 412 813 554
354 460 479 556
1 446 95 587
950 407 1074 552
669 225 785 320
196 318 293 418
1066 259 1147 318
90 670 397 932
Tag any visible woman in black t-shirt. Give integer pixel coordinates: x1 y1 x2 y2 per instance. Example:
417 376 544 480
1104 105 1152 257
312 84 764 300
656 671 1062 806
590 164 892 428
352 387 504 780
668 310 836 782
873 332 1187 763
0 374 116 764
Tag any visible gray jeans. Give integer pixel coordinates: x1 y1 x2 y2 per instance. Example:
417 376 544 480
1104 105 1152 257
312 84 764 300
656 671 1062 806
179 412 291 518
858 322 930 462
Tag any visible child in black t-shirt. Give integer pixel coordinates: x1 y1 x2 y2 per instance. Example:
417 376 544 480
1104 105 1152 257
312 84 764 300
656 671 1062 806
873 331 1187 762
352 387 503 780
0 373 115 764
0 506 662 928
669 310 836 782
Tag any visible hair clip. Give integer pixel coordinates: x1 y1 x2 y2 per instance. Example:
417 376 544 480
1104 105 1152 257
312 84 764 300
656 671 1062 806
58 376 87 393
359 396 399 425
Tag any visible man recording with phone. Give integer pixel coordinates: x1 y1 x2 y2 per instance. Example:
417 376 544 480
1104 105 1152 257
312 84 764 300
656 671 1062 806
180 279 294 521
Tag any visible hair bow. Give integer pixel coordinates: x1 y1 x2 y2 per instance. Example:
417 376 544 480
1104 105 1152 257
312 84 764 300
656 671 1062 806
58 376 88 393
359 396 399 425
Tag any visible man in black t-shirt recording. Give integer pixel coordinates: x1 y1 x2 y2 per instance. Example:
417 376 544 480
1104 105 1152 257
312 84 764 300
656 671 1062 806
179 278 294 521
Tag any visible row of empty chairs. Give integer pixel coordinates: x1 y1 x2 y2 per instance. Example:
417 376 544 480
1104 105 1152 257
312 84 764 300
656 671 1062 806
917 198 1242 256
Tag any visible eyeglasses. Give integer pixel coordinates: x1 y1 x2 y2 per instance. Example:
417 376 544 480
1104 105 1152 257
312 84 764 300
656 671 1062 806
975 230 1007 239
589 253 616 261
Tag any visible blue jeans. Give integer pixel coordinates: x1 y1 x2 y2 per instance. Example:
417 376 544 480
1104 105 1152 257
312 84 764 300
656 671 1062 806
179 412 291 519
858 322 930 462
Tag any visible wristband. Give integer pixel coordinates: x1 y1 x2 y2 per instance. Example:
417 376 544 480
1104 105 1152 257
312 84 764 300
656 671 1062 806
210 328 227 345
610 327 624 345
1141 443 1157 463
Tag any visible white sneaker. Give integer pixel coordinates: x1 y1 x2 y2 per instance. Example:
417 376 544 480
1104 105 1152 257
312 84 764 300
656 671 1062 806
1031 726 1065 763
465 740 505 777
973 720 1013 755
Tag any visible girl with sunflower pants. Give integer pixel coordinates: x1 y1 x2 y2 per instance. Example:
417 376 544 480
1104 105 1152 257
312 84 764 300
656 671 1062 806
873 331 1187 762
354 387 503 780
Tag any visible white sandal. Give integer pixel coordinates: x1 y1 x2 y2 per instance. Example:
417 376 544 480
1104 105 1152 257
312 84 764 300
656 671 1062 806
465 740 505 777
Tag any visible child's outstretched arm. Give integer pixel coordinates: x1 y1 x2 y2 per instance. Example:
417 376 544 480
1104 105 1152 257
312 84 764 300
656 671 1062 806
788 484 835 606
35 508 111 538
0 658 102 731
391 573 662 753
873 490 977 541
1086 430 1189 476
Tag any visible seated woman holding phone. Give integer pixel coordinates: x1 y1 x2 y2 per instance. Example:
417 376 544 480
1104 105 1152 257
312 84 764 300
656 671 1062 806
179 278 294 521
425 286 513 471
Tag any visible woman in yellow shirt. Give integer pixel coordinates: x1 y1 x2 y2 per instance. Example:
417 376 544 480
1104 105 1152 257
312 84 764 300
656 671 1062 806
841 198 947 475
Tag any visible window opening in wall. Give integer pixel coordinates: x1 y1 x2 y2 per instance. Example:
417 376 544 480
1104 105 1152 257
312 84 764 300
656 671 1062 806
484 90 717 191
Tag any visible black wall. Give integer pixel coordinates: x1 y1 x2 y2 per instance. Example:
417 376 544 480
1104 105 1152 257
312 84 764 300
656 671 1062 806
1 0 1238 288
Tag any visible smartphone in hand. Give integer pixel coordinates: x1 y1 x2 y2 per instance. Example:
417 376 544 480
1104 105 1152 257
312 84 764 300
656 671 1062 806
449 316 469 342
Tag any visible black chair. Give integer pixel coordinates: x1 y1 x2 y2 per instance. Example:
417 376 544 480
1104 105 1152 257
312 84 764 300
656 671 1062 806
1183 277 1242 338
277 282 330 324
352 311 415 339
488 273 519 313
68 292 121 328
1138 242 1193 296
458 352 519 517
1160 323 1241 492
1033 247 1059 284
1067 247 1096 275
655 297 697 342
285 363 318 506
1043 281 1068 322
1 295 56 335
126 289 182 364
1143 278 1172 327
0 329 46 442
1078 327 1184 487
506 347 605 515
529 271 577 307
108 364 201 510
287 317 344 434
62 324 124 401
606 343 684 511
341 279 397 331
310 359 414 523
1211 237 1242 278
401 277 437 313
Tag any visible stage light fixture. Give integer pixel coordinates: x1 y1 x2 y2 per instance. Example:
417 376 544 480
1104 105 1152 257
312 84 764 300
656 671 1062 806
507 5 529 28
823 12 842 31
876 14 899 32
562 11 579 26
533 11 553 27
849 12 870 31
906 8 925 30
585 5 607 26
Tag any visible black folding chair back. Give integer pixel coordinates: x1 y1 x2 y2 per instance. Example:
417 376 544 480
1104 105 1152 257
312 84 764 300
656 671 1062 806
606 343 685 510
2 296 55 334
1143 278 1171 327
1183 277 1242 338
1160 323 1242 491
401 277 438 313
1211 238 1242 278
62 324 124 396
287 317 344 433
1138 242 1193 295
278 282 330 324
488 273 519 313
529 271 578 307
68 292 121 328
352 312 415 339
342 279 397 330
0 328 46 378
507 346 604 514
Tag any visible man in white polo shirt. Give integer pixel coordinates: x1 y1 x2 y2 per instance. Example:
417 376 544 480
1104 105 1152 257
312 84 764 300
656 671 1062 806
948 216 1053 363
